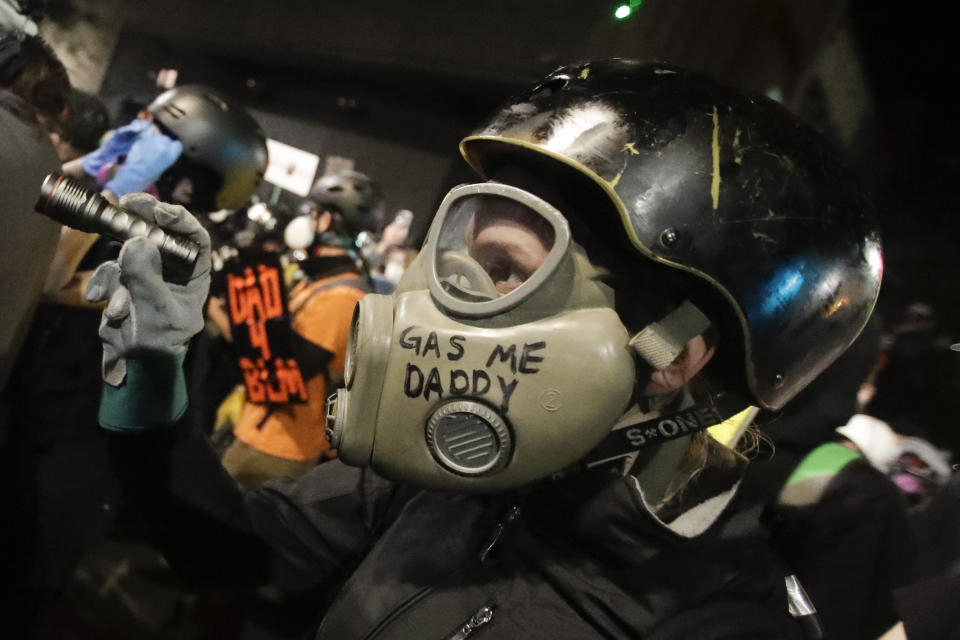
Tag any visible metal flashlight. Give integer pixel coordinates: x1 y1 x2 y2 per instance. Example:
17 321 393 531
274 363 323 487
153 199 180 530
35 173 201 270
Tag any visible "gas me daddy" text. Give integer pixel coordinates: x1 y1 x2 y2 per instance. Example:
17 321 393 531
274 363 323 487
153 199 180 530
398 326 546 414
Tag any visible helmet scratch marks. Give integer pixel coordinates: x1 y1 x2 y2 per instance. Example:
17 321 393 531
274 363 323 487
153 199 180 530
711 106 721 210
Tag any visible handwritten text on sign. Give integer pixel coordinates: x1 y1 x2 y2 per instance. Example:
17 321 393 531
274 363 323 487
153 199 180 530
227 261 308 404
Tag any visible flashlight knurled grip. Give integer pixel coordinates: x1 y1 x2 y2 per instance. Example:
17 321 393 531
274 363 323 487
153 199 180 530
36 173 201 269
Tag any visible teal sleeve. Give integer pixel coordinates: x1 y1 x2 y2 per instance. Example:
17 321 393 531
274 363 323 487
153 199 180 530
99 351 188 432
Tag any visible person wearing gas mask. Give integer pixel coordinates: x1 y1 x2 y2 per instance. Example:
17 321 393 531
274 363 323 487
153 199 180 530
286 171 409 279
212 170 381 489
87 60 881 638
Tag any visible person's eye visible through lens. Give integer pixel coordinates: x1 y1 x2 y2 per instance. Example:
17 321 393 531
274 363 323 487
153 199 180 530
475 246 529 294
463 198 555 296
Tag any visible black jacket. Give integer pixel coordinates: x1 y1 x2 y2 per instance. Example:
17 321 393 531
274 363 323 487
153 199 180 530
0 89 60 391
755 457 915 640
110 425 801 639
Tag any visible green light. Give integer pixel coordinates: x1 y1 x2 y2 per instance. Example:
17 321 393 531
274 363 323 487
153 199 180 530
614 1 641 20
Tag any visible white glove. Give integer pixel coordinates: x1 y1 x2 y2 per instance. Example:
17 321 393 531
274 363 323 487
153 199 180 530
85 193 211 386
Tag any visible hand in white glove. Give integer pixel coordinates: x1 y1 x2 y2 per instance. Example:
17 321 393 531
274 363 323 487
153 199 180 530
85 193 211 386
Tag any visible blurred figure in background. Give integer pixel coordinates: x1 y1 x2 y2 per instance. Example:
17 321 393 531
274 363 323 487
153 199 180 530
361 207 414 293
375 243 419 293
835 409 959 640
214 169 382 489
48 84 267 312
48 87 109 163
868 301 960 459
62 83 268 212
40 89 112 308
1 79 267 637
0 22 73 634
744 319 919 640
198 198 295 437
0 25 67 396
889 469 960 640
837 413 953 511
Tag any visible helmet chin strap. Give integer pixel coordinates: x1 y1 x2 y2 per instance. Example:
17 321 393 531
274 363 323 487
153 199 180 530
579 387 748 473
628 300 711 369
573 300 747 474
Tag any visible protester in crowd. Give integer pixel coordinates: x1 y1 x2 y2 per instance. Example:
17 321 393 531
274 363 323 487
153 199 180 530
213 170 383 488
48 87 109 163
0 22 73 632
360 207 414 293
0 78 267 635
744 319 919 640
0 25 67 393
79 60 883 638
868 301 960 459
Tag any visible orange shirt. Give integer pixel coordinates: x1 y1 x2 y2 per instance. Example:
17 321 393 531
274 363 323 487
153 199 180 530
233 273 366 461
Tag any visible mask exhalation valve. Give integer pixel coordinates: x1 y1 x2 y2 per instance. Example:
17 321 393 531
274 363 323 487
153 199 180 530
325 390 348 450
426 400 512 476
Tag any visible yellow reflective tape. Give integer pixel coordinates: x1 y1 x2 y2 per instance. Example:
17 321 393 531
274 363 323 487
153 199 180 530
707 406 758 447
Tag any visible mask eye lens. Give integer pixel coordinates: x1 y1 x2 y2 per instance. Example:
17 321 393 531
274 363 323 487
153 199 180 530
435 193 557 303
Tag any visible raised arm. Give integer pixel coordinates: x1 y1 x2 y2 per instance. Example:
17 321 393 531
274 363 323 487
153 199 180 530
84 193 394 618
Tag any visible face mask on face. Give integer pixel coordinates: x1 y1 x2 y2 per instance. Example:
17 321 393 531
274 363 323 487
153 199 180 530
284 214 316 251
326 182 640 492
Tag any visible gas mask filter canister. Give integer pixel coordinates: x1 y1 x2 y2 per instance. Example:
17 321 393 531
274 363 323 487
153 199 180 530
326 183 638 492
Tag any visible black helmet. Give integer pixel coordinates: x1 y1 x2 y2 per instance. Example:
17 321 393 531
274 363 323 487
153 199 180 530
460 59 882 410
309 170 386 235
148 85 268 212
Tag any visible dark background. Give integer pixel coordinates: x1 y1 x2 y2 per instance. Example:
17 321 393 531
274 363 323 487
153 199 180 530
90 0 960 335
848 1 959 328
10 3 959 637
95 0 850 241
46 0 960 451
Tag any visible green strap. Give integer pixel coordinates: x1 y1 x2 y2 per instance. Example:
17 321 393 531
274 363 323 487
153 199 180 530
785 442 862 486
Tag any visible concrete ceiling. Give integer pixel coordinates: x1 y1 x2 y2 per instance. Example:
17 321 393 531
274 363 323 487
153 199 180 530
120 0 845 102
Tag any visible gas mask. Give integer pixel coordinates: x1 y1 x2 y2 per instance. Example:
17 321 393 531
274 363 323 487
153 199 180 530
326 182 641 492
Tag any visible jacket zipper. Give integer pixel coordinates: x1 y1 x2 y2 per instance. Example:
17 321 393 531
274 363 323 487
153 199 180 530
357 503 517 640
444 605 495 640
479 505 521 563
